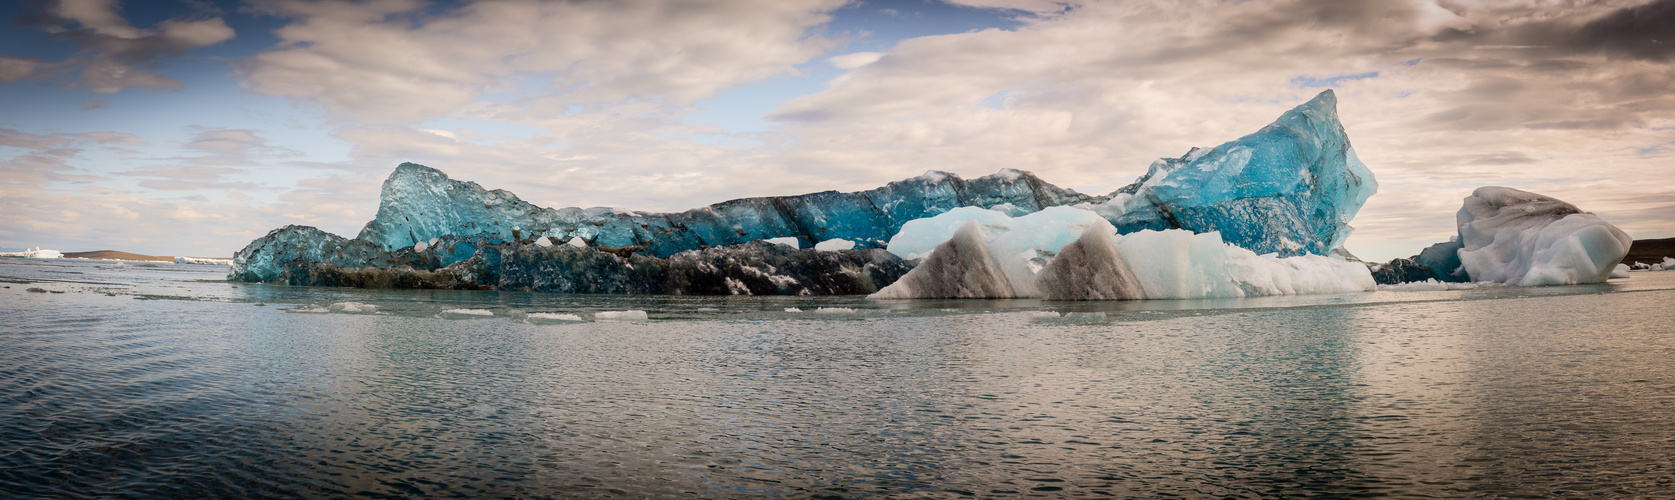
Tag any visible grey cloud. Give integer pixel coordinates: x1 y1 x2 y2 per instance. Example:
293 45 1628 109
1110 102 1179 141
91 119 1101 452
4 0 233 93
1466 151 1538 165
1573 0 1675 61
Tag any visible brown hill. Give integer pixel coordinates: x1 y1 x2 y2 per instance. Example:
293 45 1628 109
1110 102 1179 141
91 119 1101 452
62 250 174 262
1624 237 1675 266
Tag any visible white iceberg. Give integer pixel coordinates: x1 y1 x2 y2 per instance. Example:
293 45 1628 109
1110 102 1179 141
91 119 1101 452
870 208 1375 300
1454 187 1631 286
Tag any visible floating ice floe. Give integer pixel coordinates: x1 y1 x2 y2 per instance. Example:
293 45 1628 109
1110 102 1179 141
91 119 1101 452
594 310 648 321
525 312 585 324
328 302 380 314
438 308 494 319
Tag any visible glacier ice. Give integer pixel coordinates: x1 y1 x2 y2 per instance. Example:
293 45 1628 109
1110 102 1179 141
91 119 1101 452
870 220 1016 299
231 89 1380 295
1376 187 1631 286
353 162 1095 259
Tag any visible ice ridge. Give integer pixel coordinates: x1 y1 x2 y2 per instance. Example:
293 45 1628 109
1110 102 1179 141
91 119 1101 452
356 163 1096 258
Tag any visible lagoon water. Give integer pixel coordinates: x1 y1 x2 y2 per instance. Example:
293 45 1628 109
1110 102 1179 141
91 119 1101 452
3 257 1674 498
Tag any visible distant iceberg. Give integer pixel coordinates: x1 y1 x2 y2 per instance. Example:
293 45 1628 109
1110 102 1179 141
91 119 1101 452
230 90 1379 296
1371 187 1631 286
0 247 63 259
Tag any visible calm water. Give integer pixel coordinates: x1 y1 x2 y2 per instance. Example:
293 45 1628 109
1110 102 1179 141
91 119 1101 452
3 257 1674 498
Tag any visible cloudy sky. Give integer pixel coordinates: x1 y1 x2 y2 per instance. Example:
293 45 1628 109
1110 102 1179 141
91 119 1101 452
2 0 1671 261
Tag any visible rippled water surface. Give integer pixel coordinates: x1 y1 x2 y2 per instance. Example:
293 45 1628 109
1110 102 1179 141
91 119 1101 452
4 257 1674 498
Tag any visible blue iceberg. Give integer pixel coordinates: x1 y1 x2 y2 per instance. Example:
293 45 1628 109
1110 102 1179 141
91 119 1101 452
1095 89 1377 256
231 90 1378 295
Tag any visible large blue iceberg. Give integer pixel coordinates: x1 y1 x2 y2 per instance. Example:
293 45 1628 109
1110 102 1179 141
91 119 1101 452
1093 89 1376 256
230 90 1378 295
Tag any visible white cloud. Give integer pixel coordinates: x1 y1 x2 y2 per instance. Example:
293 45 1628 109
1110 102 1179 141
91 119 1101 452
244 0 847 123
827 51 885 69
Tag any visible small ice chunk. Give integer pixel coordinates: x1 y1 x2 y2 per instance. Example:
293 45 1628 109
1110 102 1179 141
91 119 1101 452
535 236 553 247
784 307 803 312
814 307 855 314
566 237 587 248
814 239 856 251
595 310 648 321
438 308 494 319
1610 263 1630 279
328 302 379 314
286 304 331 313
526 312 585 324
764 237 800 249
1025 311 1062 319
414 241 430 252
428 237 440 246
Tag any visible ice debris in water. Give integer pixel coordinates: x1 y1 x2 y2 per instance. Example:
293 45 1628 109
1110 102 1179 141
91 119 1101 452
1375 187 1631 286
870 208 1375 300
1611 264 1630 279
525 312 585 324
813 307 855 314
594 310 648 321
328 302 379 314
286 304 331 313
764 237 799 248
438 308 494 319
230 90 1378 294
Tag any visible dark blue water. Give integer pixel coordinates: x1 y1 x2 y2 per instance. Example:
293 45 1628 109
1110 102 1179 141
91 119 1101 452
4 258 1674 498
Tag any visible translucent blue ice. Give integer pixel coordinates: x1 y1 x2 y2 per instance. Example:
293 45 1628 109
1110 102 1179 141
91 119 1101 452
1100 90 1377 256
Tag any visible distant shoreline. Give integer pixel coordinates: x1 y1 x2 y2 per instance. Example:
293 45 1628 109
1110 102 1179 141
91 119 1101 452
57 250 230 262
